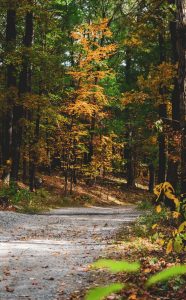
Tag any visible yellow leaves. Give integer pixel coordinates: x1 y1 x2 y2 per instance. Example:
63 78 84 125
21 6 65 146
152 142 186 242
23 93 49 110
124 36 143 48
154 183 163 198
144 268 151 274
138 63 177 105
157 239 165 246
149 136 157 145
172 211 181 219
178 221 186 233
156 205 162 213
68 19 116 123
121 91 149 107
166 239 173 254
129 294 137 300
152 224 158 230
153 182 180 211
71 19 113 43
70 19 117 76
68 100 99 117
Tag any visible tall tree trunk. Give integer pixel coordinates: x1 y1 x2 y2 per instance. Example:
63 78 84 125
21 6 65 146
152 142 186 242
176 0 186 193
166 17 180 189
158 104 167 183
149 163 155 193
88 113 96 163
29 109 40 192
125 49 135 187
158 32 167 183
1 7 17 184
124 127 135 188
11 11 33 180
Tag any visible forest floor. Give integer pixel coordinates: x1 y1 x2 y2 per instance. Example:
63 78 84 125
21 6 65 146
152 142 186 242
6 174 152 213
0 206 140 300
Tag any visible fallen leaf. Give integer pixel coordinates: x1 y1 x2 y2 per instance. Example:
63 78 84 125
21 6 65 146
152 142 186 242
129 294 137 300
5 286 14 293
156 205 162 213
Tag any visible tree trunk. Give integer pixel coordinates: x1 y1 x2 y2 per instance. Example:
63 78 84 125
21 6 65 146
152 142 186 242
2 9 16 163
166 16 180 189
29 109 40 192
149 163 155 193
158 31 167 184
176 0 186 193
88 114 96 163
158 104 167 183
124 131 135 188
125 49 135 187
11 11 33 180
1 8 17 184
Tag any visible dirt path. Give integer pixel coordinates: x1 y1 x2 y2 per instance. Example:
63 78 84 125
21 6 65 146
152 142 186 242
0 206 141 300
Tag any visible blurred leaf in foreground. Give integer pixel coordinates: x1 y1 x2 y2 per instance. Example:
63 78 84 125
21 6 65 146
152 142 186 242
92 259 140 273
85 283 125 300
146 265 186 287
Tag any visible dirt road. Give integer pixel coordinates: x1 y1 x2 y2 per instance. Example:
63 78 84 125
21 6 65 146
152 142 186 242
0 206 140 300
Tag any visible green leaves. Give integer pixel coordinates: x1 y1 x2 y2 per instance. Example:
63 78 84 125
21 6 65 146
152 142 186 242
92 259 141 273
146 265 186 287
85 283 125 300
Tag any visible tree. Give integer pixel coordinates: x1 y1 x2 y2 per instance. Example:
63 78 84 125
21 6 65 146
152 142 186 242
176 0 186 193
1 1 17 184
11 2 34 181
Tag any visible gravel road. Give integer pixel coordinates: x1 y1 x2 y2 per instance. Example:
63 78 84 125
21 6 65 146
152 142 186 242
0 206 140 300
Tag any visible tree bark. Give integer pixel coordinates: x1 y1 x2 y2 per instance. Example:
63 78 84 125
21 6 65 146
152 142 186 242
149 163 155 192
124 129 135 188
11 11 33 180
125 49 135 187
29 110 40 192
166 15 180 189
176 0 186 193
2 7 17 185
158 104 167 183
88 114 96 163
1 8 17 184
158 31 167 184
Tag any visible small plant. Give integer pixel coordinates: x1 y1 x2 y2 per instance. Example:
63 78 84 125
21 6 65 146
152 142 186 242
137 199 153 210
152 182 186 254
12 188 32 204
0 182 32 205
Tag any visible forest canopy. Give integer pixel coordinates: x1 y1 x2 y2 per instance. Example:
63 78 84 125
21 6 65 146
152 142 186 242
0 0 186 194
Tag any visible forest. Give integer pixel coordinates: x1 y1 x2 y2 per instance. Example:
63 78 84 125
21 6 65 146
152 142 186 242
0 1 186 300
0 0 185 193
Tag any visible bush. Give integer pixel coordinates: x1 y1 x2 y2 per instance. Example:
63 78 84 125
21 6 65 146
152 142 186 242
0 182 32 205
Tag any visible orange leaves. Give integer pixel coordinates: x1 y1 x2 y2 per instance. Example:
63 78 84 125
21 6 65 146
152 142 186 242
166 239 173 254
121 91 149 107
124 35 143 48
68 100 99 117
138 62 176 105
156 205 162 213
67 19 116 121
70 19 117 69
54 19 119 182
71 19 113 43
